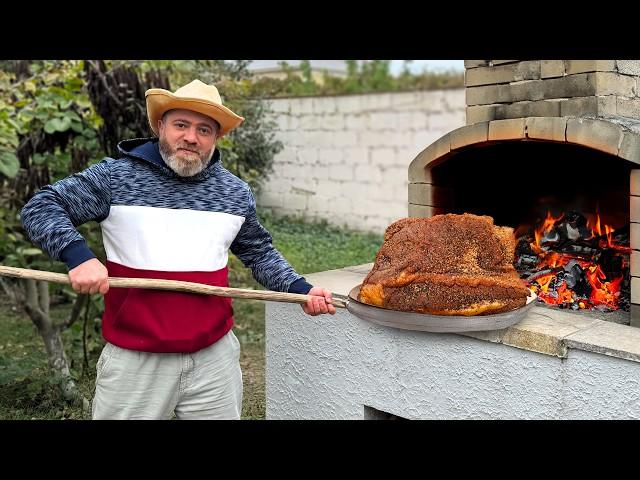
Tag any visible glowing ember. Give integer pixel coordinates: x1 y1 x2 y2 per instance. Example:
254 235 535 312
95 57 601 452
515 210 630 312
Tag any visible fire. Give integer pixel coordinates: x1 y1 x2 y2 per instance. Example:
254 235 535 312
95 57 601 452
585 265 623 309
517 210 630 312
588 213 631 254
531 211 564 254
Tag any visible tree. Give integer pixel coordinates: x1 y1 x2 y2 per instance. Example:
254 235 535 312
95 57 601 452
247 60 465 97
0 60 104 408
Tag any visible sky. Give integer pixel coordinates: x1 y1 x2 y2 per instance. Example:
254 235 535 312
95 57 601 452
389 60 464 75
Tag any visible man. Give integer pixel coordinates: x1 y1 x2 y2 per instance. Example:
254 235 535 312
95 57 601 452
21 79 336 420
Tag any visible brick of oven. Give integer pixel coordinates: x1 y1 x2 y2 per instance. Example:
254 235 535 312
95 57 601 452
464 60 640 124
408 60 640 325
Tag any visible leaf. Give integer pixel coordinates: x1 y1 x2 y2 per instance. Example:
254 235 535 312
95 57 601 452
70 121 83 133
75 98 92 109
35 111 51 121
81 128 96 139
44 116 71 133
19 248 43 256
23 81 36 93
66 111 82 122
17 110 35 120
32 153 46 165
44 72 60 84
65 77 84 89
0 151 19 178
43 119 56 134
4 118 20 130
49 86 68 98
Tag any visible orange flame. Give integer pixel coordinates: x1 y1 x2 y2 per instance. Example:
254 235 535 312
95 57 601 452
585 265 623 309
520 210 628 311
531 211 564 254
586 212 619 248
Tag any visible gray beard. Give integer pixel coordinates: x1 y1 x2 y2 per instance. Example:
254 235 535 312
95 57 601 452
158 140 214 177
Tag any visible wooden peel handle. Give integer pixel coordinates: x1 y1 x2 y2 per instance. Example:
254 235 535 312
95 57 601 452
0 265 348 308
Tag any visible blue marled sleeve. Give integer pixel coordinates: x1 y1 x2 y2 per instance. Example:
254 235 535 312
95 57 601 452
21 159 111 268
230 185 304 292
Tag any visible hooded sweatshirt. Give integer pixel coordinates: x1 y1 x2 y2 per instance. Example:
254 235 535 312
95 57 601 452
21 138 312 353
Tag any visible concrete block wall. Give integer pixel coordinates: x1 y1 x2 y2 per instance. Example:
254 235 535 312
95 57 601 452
464 60 640 124
258 89 465 234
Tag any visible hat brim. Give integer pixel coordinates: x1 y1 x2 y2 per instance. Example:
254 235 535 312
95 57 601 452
146 89 244 137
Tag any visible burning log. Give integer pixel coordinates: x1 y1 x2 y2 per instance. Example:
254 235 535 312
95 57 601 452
515 238 539 269
562 260 591 297
515 210 630 312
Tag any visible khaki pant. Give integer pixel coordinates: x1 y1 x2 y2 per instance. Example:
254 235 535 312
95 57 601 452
92 330 243 420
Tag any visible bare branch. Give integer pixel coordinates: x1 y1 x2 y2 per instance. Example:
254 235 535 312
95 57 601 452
87 60 123 108
57 294 88 330
82 299 91 372
23 278 48 330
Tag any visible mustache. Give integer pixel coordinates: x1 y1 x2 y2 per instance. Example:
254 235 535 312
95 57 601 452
175 145 201 154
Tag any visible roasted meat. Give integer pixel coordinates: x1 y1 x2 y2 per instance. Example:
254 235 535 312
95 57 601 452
358 213 531 316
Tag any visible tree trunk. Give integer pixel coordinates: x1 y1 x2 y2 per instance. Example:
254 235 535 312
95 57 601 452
37 279 49 316
22 279 90 411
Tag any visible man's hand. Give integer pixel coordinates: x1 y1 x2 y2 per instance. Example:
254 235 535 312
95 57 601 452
68 258 109 295
302 287 336 316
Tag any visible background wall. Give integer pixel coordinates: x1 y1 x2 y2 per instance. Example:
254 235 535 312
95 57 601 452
258 89 466 234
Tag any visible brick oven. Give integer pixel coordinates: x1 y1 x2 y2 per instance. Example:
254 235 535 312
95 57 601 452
408 60 640 327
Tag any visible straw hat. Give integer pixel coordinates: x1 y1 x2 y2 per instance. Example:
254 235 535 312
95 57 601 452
145 79 244 137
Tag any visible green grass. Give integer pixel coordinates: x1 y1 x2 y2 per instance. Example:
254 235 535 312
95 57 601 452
0 212 382 420
0 298 95 419
259 210 383 274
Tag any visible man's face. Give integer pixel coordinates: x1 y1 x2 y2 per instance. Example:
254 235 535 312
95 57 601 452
157 109 219 177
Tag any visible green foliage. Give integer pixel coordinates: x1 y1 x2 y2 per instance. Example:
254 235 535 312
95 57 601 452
217 93 283 193
201 66 283 192
258 209 383 274
248 60 464 98
0 61 104 275
136 60 253 87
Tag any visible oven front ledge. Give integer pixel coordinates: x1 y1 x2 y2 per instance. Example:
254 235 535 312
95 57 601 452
306 264 640 364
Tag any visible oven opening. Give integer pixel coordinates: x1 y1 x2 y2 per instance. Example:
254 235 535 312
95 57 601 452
431 140 633 319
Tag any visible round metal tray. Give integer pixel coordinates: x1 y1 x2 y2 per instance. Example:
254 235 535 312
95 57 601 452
347 284 536 333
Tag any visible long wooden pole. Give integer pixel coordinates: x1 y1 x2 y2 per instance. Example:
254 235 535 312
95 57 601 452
0 265 348 308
